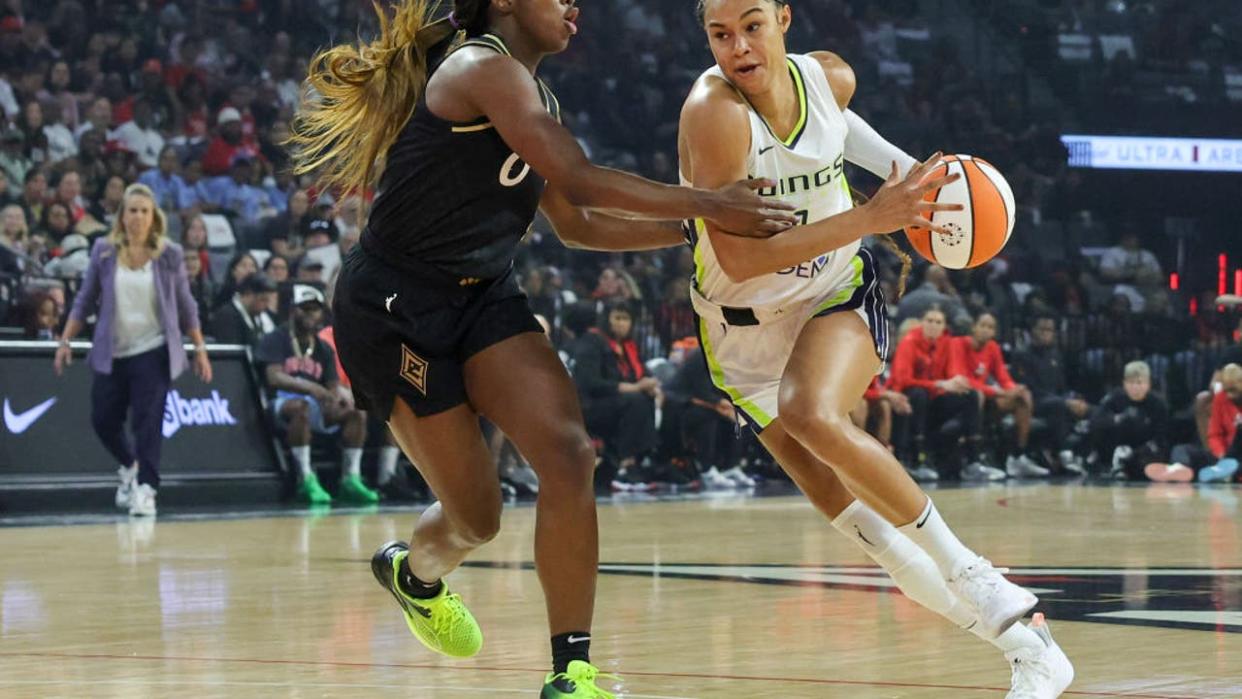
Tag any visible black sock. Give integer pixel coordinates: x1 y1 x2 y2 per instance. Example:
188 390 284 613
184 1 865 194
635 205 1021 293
551 631 591 674
398 558 443 599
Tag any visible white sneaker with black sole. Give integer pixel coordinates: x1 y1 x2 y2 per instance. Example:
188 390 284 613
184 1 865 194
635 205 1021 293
115 464 138 509
1006 613 1074 698
949 557 1038 639
1006 455 1050 478
128 483 157 517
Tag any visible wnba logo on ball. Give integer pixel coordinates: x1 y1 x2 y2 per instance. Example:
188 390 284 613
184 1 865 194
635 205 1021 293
162 390 238 438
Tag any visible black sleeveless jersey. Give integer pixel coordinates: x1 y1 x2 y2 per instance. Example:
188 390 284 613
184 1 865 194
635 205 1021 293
361 33 561 281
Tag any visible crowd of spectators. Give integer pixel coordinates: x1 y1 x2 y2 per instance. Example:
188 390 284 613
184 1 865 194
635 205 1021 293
1 0 1239 502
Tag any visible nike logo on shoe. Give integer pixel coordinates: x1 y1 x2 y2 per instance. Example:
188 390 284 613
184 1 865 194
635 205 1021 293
3 397 57 434
398 596 432 618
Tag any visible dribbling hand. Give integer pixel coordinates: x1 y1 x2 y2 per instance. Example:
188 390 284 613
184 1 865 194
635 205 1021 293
707 179 799 238
861 153 963 235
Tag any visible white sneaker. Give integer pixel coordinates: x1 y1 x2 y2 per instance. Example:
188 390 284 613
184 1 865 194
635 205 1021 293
1059 450 1086 476
949 557 1038 639
128 483 157 517
909 465 939 482
1006 455 1051 478
962 462 1007 482
115 464 138 509
1006 613 1074 698
702 466 736 489
721 466 756 487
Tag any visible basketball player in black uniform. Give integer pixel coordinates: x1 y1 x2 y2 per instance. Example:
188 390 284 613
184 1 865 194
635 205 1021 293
290 1 794 696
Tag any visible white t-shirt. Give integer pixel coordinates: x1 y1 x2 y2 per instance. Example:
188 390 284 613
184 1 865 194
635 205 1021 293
113 260 166 358
112 121 166 169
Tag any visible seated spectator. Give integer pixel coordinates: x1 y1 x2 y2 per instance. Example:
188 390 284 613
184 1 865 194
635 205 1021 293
952 311 1047 477
266 189 309 260
88 175 126 231
138 146 197 217
256 284 379 505
209 272 276 348
1192 318 1242 449
1012 315 1090 474
570 301 661 487
36 200 73 246
663 342 751 489
18 288 59 339
853 375 911 460
202 107 260 176
0 129 31 187
42 232 90 278
212 252 259 310
200 156 267 229
890 306 999 481
264 253 290 284
1088 361 1169 480
1147 363 1242 484
111 98 164 169
1098 231 1162 312
19 169 46 230
895 265 970 328
182 250 215 330
0 202 29 274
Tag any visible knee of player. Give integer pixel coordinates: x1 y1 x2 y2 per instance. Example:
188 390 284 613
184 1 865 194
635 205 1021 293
532 430 597 489
779 394 851 449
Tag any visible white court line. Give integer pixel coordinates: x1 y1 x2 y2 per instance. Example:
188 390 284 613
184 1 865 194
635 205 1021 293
0 678 690 698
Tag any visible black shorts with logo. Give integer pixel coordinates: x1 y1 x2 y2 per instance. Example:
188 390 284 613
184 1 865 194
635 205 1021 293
332 246 543 421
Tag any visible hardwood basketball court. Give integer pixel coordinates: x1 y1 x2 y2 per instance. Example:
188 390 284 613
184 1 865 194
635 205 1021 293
1 483 1238 697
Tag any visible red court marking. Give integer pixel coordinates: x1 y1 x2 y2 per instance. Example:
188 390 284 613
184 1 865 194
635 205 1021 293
0 651 1205 698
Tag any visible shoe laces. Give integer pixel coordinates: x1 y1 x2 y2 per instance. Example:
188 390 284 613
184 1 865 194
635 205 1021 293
432 592 471 636
954 558 1009 600
550 663 619 698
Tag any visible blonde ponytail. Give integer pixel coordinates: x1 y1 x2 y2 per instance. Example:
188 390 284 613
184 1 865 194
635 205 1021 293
289 0 460 198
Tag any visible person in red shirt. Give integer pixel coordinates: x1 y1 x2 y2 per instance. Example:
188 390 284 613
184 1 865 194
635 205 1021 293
951 312 1046 478
1147 363 1242 482
890 306 1002 481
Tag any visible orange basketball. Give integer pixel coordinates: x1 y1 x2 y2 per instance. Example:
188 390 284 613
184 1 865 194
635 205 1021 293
904 155 1015 270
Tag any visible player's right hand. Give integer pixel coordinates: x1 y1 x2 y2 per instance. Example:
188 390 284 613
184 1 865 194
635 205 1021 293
862 153 963 235
706 179 798 238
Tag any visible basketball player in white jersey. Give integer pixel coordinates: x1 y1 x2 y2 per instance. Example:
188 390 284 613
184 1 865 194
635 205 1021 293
679 1 1073 696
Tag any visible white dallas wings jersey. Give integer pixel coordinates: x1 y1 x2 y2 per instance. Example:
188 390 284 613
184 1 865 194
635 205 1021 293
683 53 857 310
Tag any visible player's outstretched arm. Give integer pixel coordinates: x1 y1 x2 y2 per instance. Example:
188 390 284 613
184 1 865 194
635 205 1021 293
538 186 687 251
454 50 794 236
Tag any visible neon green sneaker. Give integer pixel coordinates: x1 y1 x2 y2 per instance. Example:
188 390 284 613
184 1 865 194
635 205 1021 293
297 472 332 505
338 475 380 504
370 541 482 658
541 660 618 698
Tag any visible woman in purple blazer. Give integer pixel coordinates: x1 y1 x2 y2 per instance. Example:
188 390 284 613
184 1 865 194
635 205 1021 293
54 183 213 516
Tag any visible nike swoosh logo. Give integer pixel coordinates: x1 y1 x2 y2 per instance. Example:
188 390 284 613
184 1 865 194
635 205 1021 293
854 525 874 547
4 397 57 434
567 635 591 644
400 597 432 618
916 508 932 528
386 293 398 313
758 146 775 155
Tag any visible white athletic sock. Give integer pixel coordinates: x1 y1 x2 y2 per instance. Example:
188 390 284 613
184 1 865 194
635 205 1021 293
377 446 401 485
119 462 138 483
898 498 979 580
834 501 1044 652
292 445 313 479
342 448 363 480
833 501 975 628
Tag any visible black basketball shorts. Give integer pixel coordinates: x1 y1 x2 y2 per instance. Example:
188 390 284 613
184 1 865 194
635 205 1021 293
332 246 543 421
